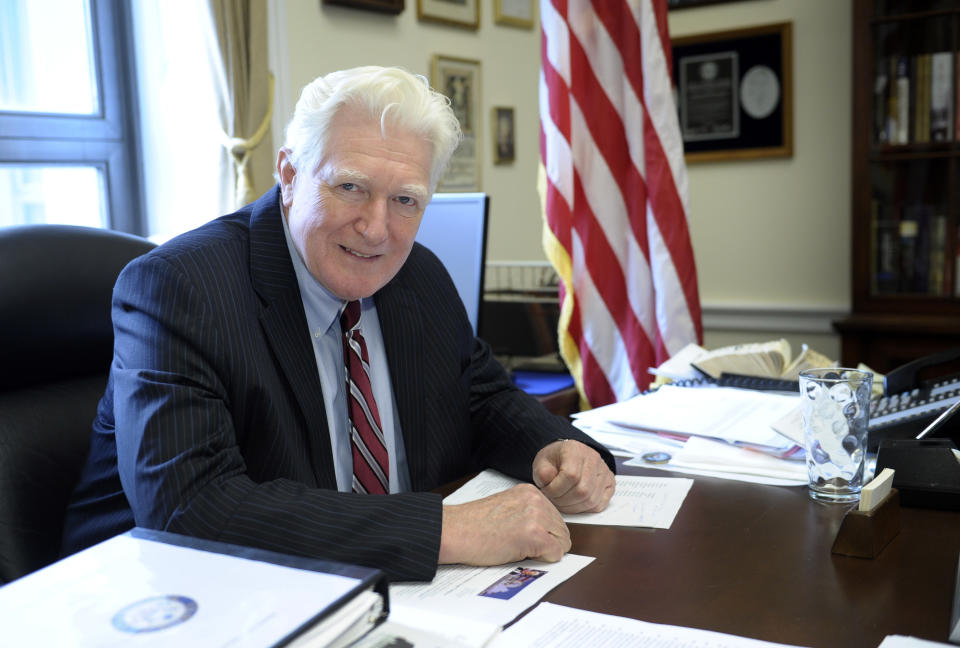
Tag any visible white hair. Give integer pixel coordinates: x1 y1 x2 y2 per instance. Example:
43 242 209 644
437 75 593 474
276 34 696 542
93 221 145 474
282 66 462 192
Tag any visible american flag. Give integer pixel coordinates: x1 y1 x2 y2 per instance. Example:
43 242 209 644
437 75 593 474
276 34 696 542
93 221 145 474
539 0 702 408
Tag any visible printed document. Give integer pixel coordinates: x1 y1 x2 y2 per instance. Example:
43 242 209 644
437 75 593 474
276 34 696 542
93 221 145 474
624 436 808 486
391 554 594 627
444 469 692 528
876 637 956 648
352 606 501 648
489 602 812 648
573 384 799 448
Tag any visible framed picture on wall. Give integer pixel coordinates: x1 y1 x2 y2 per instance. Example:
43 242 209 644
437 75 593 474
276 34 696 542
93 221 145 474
418 0 478 29
667 0 758 9
672 21 793 162
322 0 404 14
492 106 515 164
494 0 534 29
432 55 482 191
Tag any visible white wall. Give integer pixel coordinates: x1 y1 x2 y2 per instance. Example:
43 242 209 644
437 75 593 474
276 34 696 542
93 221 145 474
669 0 851 360
269 0 544 263
270 0 852 361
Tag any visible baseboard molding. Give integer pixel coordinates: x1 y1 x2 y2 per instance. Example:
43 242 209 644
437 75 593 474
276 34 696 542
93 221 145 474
702 303 849 334
483 260 848 336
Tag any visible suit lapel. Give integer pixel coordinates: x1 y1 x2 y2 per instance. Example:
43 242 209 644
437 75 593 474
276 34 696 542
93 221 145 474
248 187 337 489
375 276 426 490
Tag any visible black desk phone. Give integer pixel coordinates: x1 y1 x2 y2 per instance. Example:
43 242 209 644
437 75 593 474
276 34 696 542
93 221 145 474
868 347 960 450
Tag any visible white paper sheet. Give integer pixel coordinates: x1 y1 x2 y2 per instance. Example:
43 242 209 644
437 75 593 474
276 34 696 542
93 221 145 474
352 605 501 648
577 421 687 457
489 602 812 648
876 636 956 648
573 384 799 448
623 455 810 486
667 436 808 484
0 533 365 648
390 554 594 627
444 469 692 528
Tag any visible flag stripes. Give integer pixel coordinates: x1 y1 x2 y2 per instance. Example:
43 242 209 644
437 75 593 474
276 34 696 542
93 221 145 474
540 0 702 408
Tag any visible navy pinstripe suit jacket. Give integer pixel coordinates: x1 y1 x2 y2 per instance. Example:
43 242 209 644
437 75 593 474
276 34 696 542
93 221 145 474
61 187 614 581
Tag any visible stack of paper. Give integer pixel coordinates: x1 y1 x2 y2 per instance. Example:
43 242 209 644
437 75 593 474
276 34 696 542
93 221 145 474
574 384 807 485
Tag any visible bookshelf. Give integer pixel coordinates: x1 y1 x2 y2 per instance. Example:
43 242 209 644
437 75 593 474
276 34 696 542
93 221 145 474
835 0 960 373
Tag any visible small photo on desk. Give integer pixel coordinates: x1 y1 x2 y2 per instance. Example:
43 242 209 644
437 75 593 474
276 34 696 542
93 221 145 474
479 567 547 600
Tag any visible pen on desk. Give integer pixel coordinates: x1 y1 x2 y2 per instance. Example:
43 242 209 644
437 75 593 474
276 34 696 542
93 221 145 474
916 398 960 440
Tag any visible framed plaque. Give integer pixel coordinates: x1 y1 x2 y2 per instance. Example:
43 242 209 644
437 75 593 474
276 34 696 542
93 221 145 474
432 55 482 191
495 0 534 29
492 106 515 164
418 0 478 29
672 21 792 162
322 0 404 14
668 0 759 9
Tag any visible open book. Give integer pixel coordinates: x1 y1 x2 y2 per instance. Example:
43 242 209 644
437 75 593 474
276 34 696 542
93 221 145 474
661 339 835 382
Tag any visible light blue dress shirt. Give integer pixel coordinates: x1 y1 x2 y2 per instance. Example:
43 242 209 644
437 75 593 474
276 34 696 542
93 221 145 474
280 208 411 493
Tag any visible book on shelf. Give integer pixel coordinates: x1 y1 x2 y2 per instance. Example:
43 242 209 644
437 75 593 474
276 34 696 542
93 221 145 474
956 51 960 141
929 211 948 296
687 339 834 382
931 51 954 142
873 51 956 145
872 200 900 294
885 56 899 144
874 57 889 143
0 528 389 647
955 222 960 297
900 203 935 294
895 55 910 144
914 53 931 143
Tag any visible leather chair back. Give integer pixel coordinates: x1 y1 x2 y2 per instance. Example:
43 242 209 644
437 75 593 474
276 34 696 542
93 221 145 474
0 224 155 583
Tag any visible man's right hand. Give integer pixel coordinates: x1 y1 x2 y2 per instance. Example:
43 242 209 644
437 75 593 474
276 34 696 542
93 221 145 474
437 483 571 566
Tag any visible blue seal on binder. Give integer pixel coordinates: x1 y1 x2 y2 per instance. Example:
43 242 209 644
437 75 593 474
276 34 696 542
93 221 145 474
112 595 198 633
642 451 672 464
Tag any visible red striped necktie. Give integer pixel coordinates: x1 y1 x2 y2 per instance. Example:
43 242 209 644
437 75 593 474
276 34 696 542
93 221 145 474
340 300 389 494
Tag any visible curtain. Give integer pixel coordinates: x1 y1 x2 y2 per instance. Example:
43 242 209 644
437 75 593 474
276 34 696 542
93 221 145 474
206 0 274 209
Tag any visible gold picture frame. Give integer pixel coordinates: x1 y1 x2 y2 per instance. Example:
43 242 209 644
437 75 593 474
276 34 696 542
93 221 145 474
672 21 793 163
432 55 482 191
418 0 479 29
322 0 404 14
492 106 515 164
494 0 534 29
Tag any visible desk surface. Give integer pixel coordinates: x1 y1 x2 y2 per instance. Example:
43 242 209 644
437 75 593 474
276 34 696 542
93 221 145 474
546 463 960 648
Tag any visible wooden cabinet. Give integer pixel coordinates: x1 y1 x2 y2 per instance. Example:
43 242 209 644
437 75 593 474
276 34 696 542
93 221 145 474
836 0 960 373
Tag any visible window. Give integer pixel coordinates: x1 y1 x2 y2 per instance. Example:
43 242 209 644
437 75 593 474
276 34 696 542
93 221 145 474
0 0 144 234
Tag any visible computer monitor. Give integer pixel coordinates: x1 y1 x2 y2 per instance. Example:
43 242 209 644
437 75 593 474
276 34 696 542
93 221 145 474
415 192 488 334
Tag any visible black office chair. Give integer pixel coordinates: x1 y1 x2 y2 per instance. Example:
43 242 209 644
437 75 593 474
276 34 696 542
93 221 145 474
0 224 155 584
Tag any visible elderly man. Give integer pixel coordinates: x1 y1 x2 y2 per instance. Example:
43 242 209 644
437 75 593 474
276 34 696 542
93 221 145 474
62 66 615 582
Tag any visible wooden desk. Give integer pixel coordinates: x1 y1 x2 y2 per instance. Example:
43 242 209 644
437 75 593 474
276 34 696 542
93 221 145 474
545 463 960 647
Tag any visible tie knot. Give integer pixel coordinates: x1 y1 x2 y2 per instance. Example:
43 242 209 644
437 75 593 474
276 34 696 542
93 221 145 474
340 300 361 333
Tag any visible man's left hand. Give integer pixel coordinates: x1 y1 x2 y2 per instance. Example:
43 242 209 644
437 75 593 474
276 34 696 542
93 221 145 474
532 440 615 514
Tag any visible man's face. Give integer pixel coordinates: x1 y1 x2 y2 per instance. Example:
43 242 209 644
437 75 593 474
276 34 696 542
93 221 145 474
277 110 433 300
